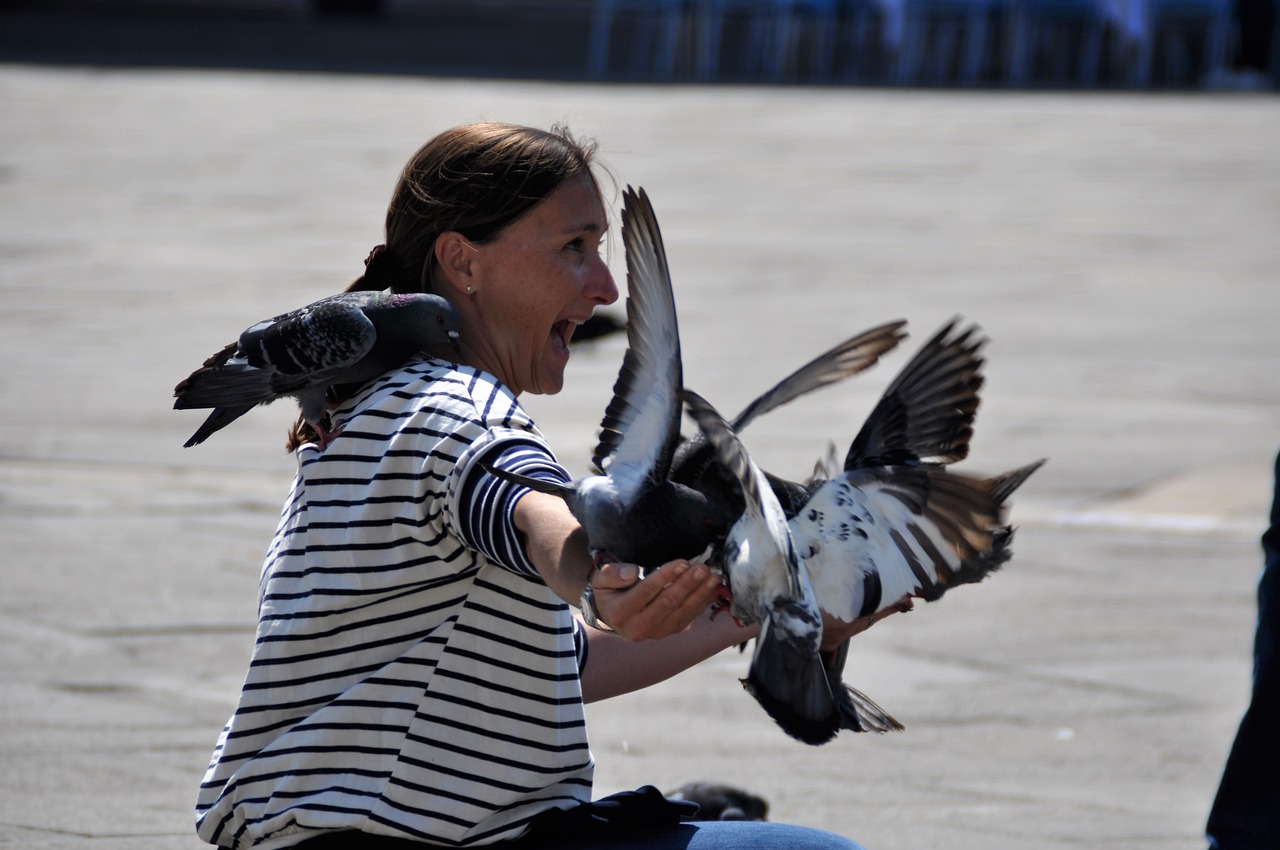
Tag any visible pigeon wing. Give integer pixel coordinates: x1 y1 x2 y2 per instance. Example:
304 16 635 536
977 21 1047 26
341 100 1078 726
796 466 1025 622
731 319 908 432
682 390 804 605
670 320 909 479
845 317 986 470
590 187 683 505
242 292 379 397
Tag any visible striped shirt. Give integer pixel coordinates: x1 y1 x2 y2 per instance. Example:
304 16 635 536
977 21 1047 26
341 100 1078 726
195 358 591 849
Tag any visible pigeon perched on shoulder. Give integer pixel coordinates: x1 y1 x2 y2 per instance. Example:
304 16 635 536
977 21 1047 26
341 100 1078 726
483 186 906 571
173 290 460 449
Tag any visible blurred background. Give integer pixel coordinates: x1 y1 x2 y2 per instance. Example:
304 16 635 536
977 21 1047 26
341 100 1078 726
0 0 1274 89
2 2 1278 849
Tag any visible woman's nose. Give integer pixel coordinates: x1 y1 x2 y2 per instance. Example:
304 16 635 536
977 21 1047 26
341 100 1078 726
588 259 619 306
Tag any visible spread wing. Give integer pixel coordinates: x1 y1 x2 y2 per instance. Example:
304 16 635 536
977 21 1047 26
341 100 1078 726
795 464 1039 622
590 186 684 506
845 317 985 470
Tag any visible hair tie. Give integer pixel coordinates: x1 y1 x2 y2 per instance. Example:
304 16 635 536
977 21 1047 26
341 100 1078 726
362 244 394 289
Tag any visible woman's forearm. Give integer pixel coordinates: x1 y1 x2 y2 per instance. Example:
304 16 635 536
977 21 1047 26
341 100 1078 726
580 607 758 703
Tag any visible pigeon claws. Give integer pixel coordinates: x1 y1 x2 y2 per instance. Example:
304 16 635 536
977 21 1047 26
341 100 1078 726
709 588 737 622
313 418 344 451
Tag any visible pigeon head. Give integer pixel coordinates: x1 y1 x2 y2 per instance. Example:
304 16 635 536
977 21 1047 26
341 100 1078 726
390 293 462 354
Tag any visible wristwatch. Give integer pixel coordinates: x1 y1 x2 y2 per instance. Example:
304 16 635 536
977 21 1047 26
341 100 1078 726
580 568 606 630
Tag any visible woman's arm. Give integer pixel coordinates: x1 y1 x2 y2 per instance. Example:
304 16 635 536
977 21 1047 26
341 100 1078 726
512 489 906 701
579 597 757 702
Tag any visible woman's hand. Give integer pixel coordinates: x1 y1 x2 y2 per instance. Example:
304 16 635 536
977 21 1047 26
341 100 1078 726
590 560 726 642
820 594 914 652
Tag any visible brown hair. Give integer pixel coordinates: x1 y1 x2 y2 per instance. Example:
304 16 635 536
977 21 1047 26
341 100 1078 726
351 122 603 295
287 122 603 451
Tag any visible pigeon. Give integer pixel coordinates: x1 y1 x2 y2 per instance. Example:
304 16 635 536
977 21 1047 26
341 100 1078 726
483 186 906 570
686 319 1045 744
173 290 461 449
665 782 769 821
682 389 885 745
789 318 1044 620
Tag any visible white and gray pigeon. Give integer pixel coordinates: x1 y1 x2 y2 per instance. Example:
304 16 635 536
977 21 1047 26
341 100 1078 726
682 389 901 745
688 319 1044 744
793 320 1042 741
483 185 906 570
173 290 460 449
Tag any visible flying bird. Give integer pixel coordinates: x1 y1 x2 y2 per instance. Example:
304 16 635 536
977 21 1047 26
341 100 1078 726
483 185 906 570
686 319 1044 744
788 318 1044 620
682 389 903 744
173 290 460 449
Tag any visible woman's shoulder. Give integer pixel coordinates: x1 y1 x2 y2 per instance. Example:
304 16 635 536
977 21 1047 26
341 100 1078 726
344 357 536 432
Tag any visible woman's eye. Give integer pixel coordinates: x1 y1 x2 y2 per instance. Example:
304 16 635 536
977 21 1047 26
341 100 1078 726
567 235 605 253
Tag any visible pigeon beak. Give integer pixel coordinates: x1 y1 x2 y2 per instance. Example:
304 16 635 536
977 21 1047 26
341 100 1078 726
448 330 461 354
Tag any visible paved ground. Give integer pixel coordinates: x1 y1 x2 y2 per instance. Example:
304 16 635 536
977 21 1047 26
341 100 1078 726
1 57 1278 850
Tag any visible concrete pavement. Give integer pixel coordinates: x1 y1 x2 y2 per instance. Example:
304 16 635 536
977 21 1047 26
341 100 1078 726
1 62 1278 849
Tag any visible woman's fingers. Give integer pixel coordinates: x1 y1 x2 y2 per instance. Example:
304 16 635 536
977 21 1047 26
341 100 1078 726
593 560 723 640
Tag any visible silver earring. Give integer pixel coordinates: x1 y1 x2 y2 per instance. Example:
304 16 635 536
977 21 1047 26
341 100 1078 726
465 285 474 294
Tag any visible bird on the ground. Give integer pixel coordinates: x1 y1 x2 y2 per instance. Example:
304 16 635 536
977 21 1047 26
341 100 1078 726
484 185 906 570
665 782 769 821
173 290 460 449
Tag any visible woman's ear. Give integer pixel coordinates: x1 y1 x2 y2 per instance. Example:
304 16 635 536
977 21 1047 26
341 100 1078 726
433 231 477 298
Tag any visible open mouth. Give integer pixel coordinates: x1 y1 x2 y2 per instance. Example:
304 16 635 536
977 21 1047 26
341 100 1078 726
552 319 578 354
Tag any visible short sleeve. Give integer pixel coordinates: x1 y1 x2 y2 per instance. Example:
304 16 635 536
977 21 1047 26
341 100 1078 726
448 428 572 578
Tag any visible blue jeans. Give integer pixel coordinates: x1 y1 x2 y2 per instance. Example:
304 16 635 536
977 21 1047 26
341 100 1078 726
526 822 865 850
291 822 865 850
1206 450 1280 849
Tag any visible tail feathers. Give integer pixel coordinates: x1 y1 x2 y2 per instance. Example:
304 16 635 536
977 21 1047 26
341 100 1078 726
916 459 1045 598
743 619 840 746
988 458 1048 505
174 361 277 410
183 404 255 447
822 642 904 734
833 682 905 734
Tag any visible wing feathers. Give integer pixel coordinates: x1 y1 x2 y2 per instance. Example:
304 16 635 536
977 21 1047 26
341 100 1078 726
590 187 683 501
845 316 986 470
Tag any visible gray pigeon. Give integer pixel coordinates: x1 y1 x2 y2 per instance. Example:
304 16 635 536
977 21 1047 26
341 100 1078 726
683 389 897 745
173 290 460 449
484 186 905 570
665 782 769 821
686 320 1045 744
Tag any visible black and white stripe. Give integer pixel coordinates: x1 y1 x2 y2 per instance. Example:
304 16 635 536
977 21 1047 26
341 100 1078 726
196 359 592 849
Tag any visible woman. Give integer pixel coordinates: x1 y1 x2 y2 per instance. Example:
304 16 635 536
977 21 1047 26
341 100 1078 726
196 122 875 850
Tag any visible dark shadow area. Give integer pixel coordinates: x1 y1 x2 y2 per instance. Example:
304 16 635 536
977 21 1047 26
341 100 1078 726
0 1 1273 87
0 4 598 82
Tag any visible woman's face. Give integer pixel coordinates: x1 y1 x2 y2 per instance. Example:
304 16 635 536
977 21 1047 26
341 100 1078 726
461 173 618 395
